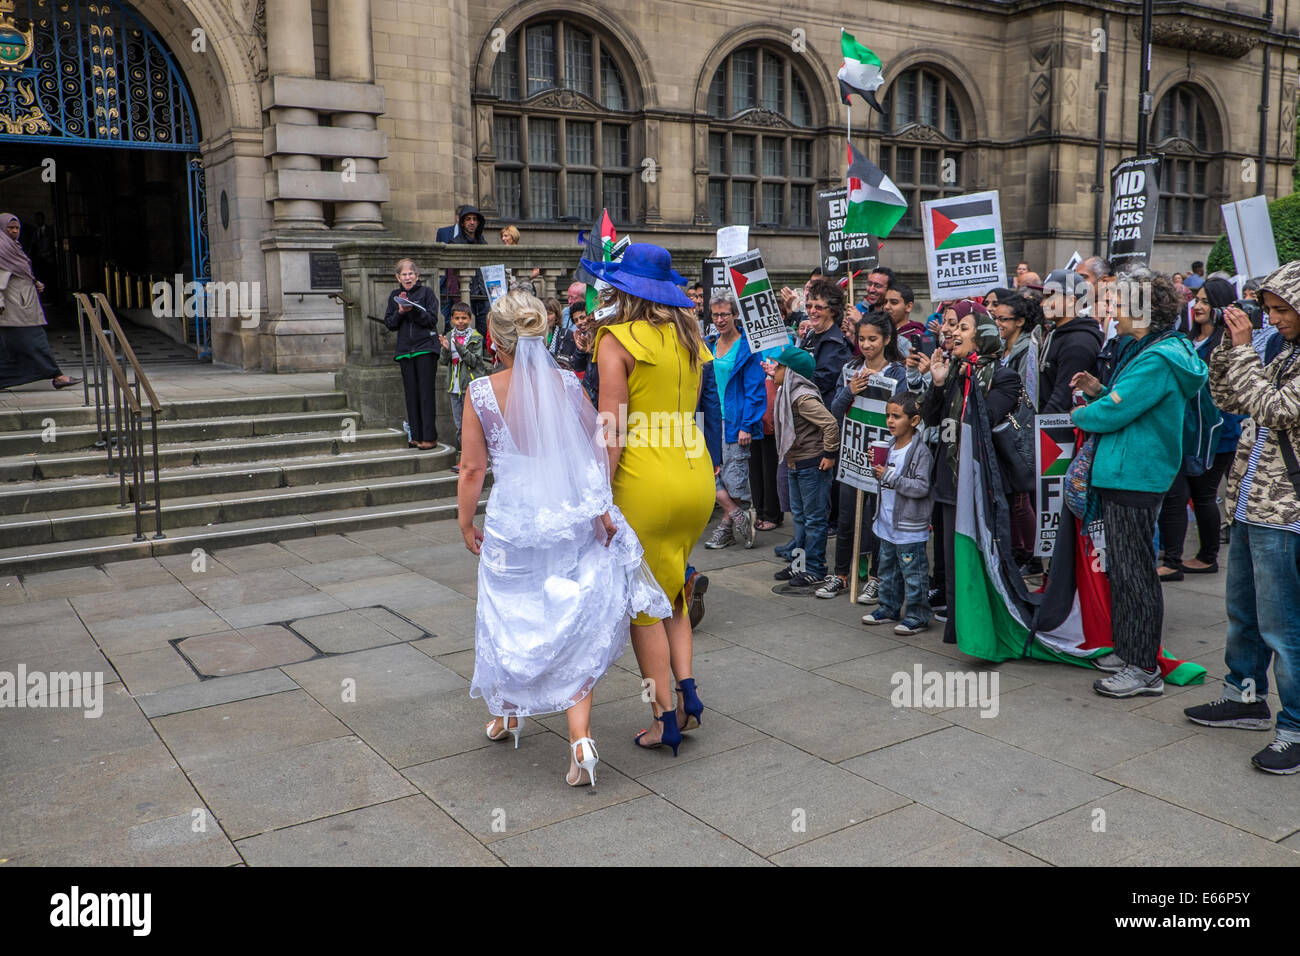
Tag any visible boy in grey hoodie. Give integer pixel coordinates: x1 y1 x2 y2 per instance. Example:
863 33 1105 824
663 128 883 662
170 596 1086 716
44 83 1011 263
862 393 934 634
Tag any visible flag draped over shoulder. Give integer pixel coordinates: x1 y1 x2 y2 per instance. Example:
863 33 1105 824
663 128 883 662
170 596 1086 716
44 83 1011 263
951 386 1206 685
838 30 885 115
845 142 907 239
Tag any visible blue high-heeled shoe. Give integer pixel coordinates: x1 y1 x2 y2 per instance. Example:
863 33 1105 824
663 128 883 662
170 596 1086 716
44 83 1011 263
634 708 682 757
677 678 703 733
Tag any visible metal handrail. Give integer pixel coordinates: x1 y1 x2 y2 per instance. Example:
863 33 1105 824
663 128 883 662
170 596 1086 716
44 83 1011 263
73 293 165 542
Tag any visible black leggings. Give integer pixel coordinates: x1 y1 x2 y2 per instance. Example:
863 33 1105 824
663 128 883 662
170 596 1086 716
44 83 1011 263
833 480 879 577
1102 492 1163 670
1157 450 1234 566
399 352 439 443
749 433 783 524
941 503 957 644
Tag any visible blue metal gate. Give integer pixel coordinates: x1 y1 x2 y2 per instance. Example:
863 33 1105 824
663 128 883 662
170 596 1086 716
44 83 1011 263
0 0 209 352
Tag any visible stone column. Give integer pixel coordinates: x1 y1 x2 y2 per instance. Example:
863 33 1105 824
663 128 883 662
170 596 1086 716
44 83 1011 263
328 0 383 229
265 0 324 227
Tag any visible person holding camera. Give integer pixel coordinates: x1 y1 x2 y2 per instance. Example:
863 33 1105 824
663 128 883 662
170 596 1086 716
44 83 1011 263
1156 278 1244 579
1187 260 1300 775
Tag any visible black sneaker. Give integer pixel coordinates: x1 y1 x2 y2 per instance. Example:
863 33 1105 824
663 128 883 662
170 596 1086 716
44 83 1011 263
785 572 822 589
927 587 946 610
933 609 948 623
773 565 795 581
1252 738 1300 774
1183 696 1273 730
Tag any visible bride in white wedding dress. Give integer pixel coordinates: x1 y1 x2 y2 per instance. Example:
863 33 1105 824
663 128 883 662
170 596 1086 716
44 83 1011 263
455 290 669 787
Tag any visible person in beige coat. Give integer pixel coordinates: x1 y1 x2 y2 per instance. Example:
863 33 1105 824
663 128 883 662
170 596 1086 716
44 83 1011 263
0 213 79 390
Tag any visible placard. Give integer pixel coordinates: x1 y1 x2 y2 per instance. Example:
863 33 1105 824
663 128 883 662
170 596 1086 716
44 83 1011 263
1035 413 1076 558
921 190 1007 300
480 264 508 305
1107 155 1160 273
724 249 789 353
715 225 749 258
817 187 880 279
1221 194 1278 279
701 257 727 307
837 377 894 494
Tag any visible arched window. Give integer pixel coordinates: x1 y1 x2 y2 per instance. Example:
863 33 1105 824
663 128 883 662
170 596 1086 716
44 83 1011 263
1151 85 1219 236
484 19 637 223
705 45 818 228
878 66 966 232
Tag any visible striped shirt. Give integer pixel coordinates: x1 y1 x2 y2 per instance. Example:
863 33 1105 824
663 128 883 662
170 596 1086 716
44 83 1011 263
1234 425 1300 535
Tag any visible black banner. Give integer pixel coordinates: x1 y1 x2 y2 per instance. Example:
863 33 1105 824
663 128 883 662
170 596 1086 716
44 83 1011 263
1107 155 1160 273
817 187 879 279
701 257 728 306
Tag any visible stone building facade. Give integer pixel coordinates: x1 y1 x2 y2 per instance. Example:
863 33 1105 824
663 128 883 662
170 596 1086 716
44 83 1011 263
0 0 1293 370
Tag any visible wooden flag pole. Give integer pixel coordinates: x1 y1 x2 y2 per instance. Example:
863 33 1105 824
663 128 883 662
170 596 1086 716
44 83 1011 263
848 488 864 603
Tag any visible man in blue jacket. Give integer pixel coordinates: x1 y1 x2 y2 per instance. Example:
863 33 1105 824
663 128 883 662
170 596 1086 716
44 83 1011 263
702 294 768 550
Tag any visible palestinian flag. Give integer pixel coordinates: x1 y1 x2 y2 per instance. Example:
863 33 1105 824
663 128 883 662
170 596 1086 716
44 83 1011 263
845 143 907 238
837 30 885 115
952 387 1206 685
729 261 771 299
573 209 627 311
930 198 998 250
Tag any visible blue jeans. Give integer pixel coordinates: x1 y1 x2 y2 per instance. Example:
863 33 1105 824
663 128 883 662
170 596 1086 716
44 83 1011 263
1223 522 1300 740
877 539 930 627
787 464 832 578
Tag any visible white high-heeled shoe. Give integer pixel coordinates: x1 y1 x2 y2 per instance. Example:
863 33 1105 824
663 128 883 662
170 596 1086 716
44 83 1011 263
486 715 523 748
566 737 598 787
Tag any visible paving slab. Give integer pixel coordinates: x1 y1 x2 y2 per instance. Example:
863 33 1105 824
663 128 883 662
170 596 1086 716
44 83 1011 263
733 679 950 763
772 802 1047 867
0 576 24 605
187 735 417 841
109 645 202 695
640 738 911 856
722 611 900 670
235 794 501 866
316 572 462 612
278 534 375 563
407 629 476 660
19 565 114 601
87 605 233 653
0 682 148 774
0 741 233 866
208 542 309 572
177 625 317 676
690 644 849 716
343 526 431 553
152 689 352 772
288 607 424 653
1100 733 1300 842
159 548 237 582
1007 787 1300 866
403 734 648 843
217 593 350 630
491 794 768 866
942 683 1196 773
99 557 178 589
815 643 1029 714
186 567 319 610
842 726 1121 839
690 582 805 630
284 554 409 588
136 667 299 718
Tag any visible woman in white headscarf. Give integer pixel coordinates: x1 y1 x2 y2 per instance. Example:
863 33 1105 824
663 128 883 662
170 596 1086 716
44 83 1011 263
455 289 669 788
0 213 79 390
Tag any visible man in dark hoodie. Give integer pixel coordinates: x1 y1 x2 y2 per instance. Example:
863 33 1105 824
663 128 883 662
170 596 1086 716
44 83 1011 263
438 205 490 333
1037 269 1103 413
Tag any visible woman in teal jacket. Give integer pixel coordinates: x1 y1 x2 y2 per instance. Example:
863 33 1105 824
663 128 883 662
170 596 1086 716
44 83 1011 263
1069 272 1208 701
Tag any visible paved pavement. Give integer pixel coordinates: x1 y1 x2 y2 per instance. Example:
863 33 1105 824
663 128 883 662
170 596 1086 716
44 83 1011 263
2 512 1298 867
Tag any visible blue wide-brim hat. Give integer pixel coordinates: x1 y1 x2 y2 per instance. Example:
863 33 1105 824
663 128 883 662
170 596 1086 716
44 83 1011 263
579 243 694 309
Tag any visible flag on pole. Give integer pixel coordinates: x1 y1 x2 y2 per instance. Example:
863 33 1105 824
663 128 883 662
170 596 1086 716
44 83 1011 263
844 143 907 238
837 30 885 115
573 209 627 311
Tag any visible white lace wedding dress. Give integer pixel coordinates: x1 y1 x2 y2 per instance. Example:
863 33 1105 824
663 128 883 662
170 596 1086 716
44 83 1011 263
466 369 669 717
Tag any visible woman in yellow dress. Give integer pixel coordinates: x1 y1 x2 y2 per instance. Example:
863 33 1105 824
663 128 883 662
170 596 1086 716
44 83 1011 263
586 244 715 756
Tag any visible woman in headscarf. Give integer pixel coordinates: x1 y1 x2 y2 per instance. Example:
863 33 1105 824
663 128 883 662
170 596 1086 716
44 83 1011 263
0 214 79 390
921 299 1022 643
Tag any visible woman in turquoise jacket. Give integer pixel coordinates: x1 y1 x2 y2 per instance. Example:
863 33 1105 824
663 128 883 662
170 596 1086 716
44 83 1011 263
1069 272 1208 701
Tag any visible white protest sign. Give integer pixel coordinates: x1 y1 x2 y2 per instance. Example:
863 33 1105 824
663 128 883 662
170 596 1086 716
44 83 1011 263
724 249 788 353
715 226 749 258
1035 413 1076 558
480 264 508 305
837 377 893 494
1064 250 1083 272
1221 195 1278 279
921 191 1007 300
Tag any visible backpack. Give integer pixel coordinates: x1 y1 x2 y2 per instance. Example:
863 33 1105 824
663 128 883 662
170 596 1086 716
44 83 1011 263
1183 382 1222 478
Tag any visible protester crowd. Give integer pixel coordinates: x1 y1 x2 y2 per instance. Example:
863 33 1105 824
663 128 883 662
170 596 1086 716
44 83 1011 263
399 202 1300 778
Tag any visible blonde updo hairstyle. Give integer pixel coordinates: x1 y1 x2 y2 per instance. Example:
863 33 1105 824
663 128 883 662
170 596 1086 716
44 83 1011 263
488 289 549 355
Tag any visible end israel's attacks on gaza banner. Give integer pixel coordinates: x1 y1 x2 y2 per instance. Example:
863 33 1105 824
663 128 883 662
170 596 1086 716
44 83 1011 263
921 191 1007 301
724 249 790 353
1107 155 1160 273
